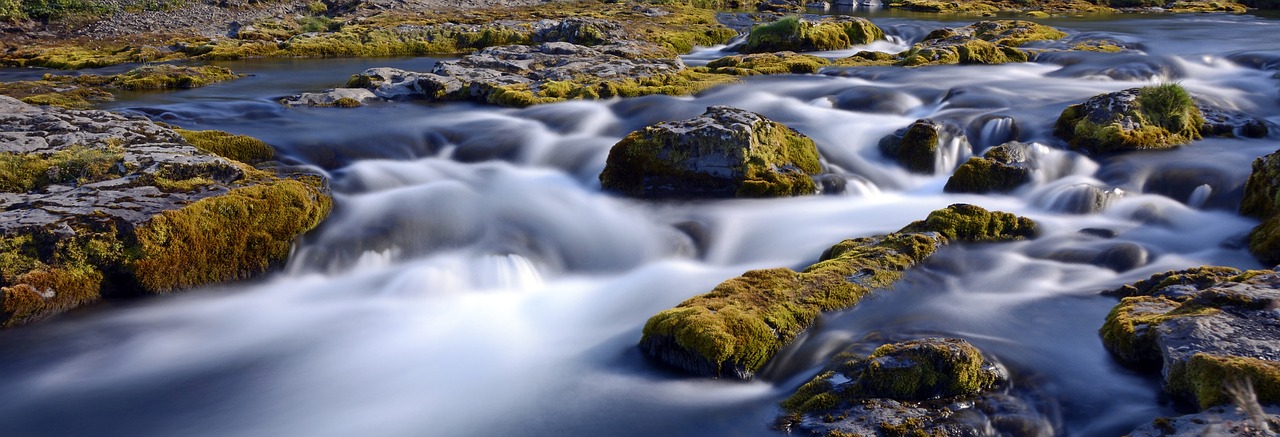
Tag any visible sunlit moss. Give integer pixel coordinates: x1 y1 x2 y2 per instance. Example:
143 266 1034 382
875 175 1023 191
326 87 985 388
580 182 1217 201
0 145 124 192
1055 84 1204 154
706 52 832 75
1167 353 1280 409
739 15 884 54
175 129 275 164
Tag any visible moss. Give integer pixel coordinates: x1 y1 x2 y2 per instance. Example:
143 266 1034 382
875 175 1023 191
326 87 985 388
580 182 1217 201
332 97 362 108
0 42 178 69
943 155 1029 194
0 224 126 327
640 205 1034 378
0 145 125 192
895 0 999 12
781 371 839 413
477 69 737 108
1167 353 1280 409
879 120 939 174
739 16 885 54
1072 40 1126 53
175 129 275 164
1104 266 1244 298
1167 1 1248 12
0 80 114 109
1055 84 1205 154
970 20 1066 47
900 203 1038 242
130 177 331 292
706 52 832 75
879 418 930 437
853 338 999 400
1098 296 1218 369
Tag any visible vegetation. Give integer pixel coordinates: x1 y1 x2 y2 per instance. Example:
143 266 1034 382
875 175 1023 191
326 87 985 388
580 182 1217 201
175 129 275 164
739 16 885 54
0 145 124 192
1242 150 1280 265
640 205 1035 379
706 52 831 75
1055 84 1204 154
48 64 240 90
480 69 738 107
0 80 113 109
1167 353 1280 409
879 119 942 174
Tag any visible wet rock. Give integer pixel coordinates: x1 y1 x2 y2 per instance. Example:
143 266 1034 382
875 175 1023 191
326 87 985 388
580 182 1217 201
739 15 884 53
1054 84 1204 154
944 141 1035 194
1034 183 1123 214
1100 270 1280 409
640 204 1036 379
338 41 723 107
879 119 971 175
778 338 1058 436
895 20 1065 66
598 105 822 199
1128 405 1280 437
1198 104 1270 138
0 96 331 327
531 18 623 46
1241 149 1280 266
830 86 918 115
706 52 831 76
280 87 378 107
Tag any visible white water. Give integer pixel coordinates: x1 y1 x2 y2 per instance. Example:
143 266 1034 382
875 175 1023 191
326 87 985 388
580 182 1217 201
1 12 1279 437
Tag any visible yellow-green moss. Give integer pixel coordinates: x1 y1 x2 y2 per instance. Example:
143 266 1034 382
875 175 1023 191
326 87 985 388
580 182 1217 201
130 177 331 292
944 154 1029 194
706 52 832 75
1167 353 1280 409
1099 296 1218 368
856 338 998 400
0 225 127 327
175 129 275 164
92 64 239 90
0 145 124 192
332 97 362 108
0 80 114 109
640 205 1034 378
0 42 178 69
781 371 840 413
1072 40 1126 52
1055 84 1204 154
482 69 738 108
1105 266 1245 298
1167 1 1248 12
740 16 885 54
895 0 1000 12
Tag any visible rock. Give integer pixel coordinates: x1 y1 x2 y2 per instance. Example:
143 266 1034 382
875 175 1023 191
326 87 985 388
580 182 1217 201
878 119 970 175
1241 149 1280 266
0 96 331 328
944 141 1035 194
1099 269 1280 409
341 41 730 107
598 106 822 199
1054 84 1204 154
778 338 1057 436
705 51 832 76
1033 183 1123 214
639 204 1036 379
280 87 378 107
1128 405 1280 437
531 18 623 46
894 20 1065 67
738 15 884 54
1198 104 1270 138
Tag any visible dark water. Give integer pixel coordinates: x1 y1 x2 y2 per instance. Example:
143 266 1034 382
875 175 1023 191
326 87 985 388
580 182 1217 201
1 12 1279 437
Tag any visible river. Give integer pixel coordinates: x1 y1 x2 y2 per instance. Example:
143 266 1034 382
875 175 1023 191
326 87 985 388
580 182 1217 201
0 10 1278 437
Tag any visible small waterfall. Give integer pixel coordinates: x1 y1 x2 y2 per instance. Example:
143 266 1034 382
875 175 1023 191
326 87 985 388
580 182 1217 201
978 117 1017 148
1031 178 1126 214
934 131 972 175
1187 184 1213 209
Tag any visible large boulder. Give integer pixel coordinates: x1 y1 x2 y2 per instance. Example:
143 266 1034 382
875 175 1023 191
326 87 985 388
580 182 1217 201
1099 268 1280 409
878 119 971 175
0 96 331 327
738 15 885 54
1241 149 1280 266
1054 84 1205 154
599 106 823 199
777 338 1054 436
639 204 1036 380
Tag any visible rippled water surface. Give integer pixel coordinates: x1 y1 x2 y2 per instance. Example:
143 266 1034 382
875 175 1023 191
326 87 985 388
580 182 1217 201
1 11 1279 437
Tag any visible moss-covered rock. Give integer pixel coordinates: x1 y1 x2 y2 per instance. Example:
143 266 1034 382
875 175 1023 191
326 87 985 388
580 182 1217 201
0 96 330 327
1243 149 1280 266
878 119 973 175
1099 269 1280 409
1054 84 1205 154
739 15 885 54
944 141 1035 194
174 129 275 165
639 204 1036 379
850 338 1003 400
0 65 241 110
1167 1 1249 12
599 105 822 199
705 51 832 75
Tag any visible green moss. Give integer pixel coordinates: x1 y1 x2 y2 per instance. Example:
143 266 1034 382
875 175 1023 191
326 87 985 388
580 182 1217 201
1167 353 1280 409
970 20 1066 47
1248 215 1280 266
0 145 124 192
130 177 331 292
854 338 999 400
0 224 127 327
640 205 1034 378
1167 1 1248 12
1240 150 1280 219
895 0 999 12
706 52 832 75
0 42 178 69
781 371 840 413
879 418 930 437
1055 84 1204 154
879 120 940 174
478 69 737 108
1105 266 1244 298
305 1 328 15
1072 40 1125 52
740 16 885 54
1098 296 1217 368
0 80 114 109
332 97 362 108
943 154 1029 194
175 129 275 164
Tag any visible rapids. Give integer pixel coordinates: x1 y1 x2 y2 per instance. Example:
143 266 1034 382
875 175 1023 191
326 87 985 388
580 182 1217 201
2 11 1279 437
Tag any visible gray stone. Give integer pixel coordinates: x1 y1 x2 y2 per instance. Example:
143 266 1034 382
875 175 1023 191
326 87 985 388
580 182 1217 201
1128 405 1280 436
280 87 379 107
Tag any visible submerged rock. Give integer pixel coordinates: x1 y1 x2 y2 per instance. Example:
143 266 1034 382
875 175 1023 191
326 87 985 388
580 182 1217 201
0 96 331 327
878 119 971 175
1054 84 1205 154
598 105 822 199
639 204 1036 380
1242 149 1280 266
1099 268 1280 409
778 338 1058 436
738 15 885 53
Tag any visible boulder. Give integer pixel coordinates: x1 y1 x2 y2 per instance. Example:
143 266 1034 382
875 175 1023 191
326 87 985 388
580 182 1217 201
0 96 331 327
1099 268 1280 409
738 15 884 54
599 106 822 199
895 20 1065 67
945 141 1035 194
1054 84 1204 154
878 119 970 175
280 87 378 107
1128 405 1280 436
639 204 1036 379
1240 149 1280 266
778 338 1056 436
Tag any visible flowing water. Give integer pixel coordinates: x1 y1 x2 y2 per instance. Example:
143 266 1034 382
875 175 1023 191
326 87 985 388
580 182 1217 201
2 11 1280 437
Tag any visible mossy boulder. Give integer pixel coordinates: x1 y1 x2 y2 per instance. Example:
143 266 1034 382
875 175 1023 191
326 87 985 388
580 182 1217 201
1242 149 1280 266
738 15 885 54
705 52 832 75
880 20 1064 68
878 119 970 175
1099 269 1280 409
1054 84 1205 154
0 96 331 327
845 338 1003 400
1167 1 1249 13
639 204 1036 379
944 141 1035 194
599 105 822 199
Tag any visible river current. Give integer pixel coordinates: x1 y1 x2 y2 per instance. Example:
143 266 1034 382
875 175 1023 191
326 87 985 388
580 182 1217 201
1 11 1279 437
